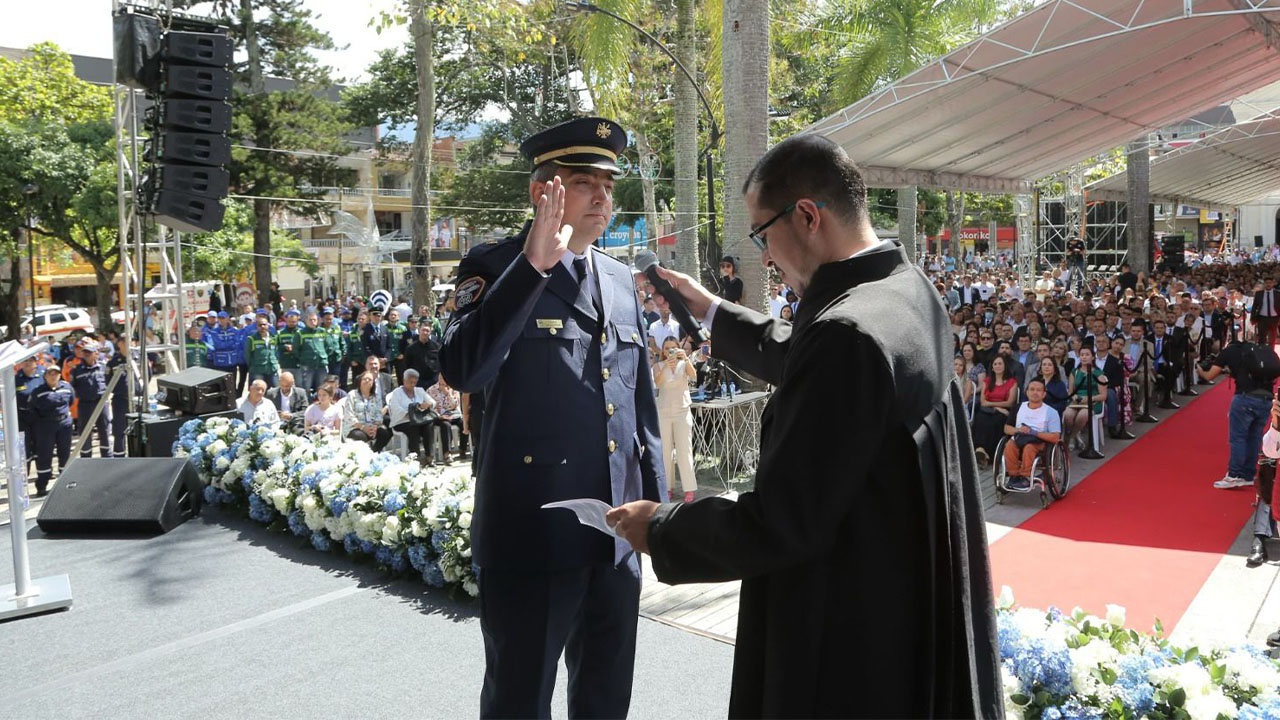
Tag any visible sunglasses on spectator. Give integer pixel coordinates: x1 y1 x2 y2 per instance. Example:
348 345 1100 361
748 200 826 251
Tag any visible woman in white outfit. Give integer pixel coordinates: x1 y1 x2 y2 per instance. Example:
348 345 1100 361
653 336 698 502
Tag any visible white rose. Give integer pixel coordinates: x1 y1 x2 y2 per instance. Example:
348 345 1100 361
304 510 327 531
442 565 459 583
458 512 472 530
996 585 1015 610
461 497 474 513
215 455 231 470
463 579 479 597
1105 604 1126 627
411 520 429 538
269 487 292 513
300 494 318 512
260 477 277 497
1185 691 1237 720
382 515 402 544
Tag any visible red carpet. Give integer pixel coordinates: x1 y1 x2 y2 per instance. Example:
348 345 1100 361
989 381 1255 633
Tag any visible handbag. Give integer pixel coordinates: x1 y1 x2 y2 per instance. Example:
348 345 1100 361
1012 432 1041 449
406 403 437 425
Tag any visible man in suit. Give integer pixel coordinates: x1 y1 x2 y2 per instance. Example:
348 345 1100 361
1152 319 1181 408
441 116 665 719
362 306 390 363
264 371 309 425
1253 276 1279 348
1124 320 1156 414
362 355 396 408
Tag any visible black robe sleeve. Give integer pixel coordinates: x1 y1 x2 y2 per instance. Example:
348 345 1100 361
708 300 793 386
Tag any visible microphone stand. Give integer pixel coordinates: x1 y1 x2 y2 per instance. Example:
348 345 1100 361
1176 332 1197 396
1114 354 1135 440
1135 345 1157 423
1079 367 1104 460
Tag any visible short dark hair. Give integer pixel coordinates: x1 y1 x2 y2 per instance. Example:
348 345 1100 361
742 135 867 223
1026 377 1046 390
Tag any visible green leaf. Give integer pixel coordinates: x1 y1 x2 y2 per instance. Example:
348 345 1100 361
1010 693 1031 706
1168 687 1186 708
1034 690 1050 706
1100 666 1117 685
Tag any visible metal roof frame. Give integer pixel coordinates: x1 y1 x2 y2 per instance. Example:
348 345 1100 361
805 0 1280 193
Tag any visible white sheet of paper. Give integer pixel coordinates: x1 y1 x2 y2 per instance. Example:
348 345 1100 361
542 499 619 539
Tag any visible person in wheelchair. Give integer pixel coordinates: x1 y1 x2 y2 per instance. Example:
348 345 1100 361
1001 377 1063 491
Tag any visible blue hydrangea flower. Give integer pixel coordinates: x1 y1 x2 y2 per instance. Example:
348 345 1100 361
1059 698 1102 720
287 511 309 537
431 529 454 555
202 485 219 505
247 493 276 523
1043 708 1062 720
407 543 432 572
310 531 332 552
382 490 405 514
422 561 445 588
343 532 362 555
997 612 1021 659
1009 637 1072 697
1238 694 1280 720
358 538 377 554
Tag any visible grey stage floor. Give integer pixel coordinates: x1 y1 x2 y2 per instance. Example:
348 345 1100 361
0 512 733 719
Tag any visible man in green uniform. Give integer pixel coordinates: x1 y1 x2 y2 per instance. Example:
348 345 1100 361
184 324 208 369
277 309 303 376
296 311 329 394
320 307 345 384
385 307 408 381
244 316 281 387
344 309 369 389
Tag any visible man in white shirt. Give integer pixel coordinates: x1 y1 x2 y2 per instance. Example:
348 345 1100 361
973 274 996 302
768 284 787 317
239 379 280 425
647 306 682 347
1001 378 1062 491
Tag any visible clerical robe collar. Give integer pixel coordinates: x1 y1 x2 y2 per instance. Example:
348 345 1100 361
794 240 910 327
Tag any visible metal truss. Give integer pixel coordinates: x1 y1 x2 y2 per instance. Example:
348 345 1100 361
1035 167 1128 281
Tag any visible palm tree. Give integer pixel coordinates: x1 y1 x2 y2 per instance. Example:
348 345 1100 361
674 0 700 278
720 0 769 312
818 0 1002 261
409 0 435 310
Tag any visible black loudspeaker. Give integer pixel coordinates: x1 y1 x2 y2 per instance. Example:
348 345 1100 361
150 164 230 198
155 130 232 166
36 458 203 534
113 9 163 90
1257 235 1265 248
158 98 232 133
127 408 239 458
151 189 227 233
1162 236 1186 270
156 366 235 415
163 31 233 68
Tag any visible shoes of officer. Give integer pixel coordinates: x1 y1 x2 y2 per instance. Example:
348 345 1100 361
1247 535 1269 568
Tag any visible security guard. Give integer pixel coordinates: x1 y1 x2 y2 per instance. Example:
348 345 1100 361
362 306 389 361
106 339 134 457
385 307 408 380
277 309 303 377
14 355 43 475
185 324 208 369
440 116 665 718
206 311 242 381
296 310 330 394
244 316 281 387
30 365 73 496
70 339 111 458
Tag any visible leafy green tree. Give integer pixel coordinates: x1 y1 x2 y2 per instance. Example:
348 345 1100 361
0 42 112 124
176 0 354 304
182 200 318 282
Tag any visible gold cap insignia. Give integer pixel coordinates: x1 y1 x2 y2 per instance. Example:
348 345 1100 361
596 122 612 139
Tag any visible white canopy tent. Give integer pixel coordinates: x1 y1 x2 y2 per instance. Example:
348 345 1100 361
805 0 1280 194
1089 113 1280 207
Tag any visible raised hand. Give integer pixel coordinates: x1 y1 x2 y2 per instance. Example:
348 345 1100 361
523 176 574 272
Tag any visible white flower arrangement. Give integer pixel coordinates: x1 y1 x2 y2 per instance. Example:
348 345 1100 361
173 417 480 596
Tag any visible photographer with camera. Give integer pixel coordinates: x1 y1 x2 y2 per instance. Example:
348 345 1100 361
1196 339 1280 490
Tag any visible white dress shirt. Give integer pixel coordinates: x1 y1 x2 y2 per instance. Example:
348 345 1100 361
239 397 280 426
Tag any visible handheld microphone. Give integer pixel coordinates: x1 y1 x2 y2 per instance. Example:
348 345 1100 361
633 250 710 342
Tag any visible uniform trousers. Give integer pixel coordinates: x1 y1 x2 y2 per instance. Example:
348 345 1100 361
657 407 697 494
249 371 278 388
76 402 111 458
479 556 640 719
34 422 72 491
296 367 325 394
111 398 129 457
236 364 249 394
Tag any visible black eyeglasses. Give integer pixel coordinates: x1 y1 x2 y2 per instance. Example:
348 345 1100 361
748 200 826 251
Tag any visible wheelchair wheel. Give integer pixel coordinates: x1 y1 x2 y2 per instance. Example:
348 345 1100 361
1044 442 1071 499
992 436 1010 503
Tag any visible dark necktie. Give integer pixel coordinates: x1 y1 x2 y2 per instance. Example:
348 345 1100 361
573 257 603 329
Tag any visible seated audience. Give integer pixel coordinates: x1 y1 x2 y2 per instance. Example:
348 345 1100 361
388 368 436 467
304 385 343 434
427 375 470 464
343 371 391 450
239 379 280 426
1001 378 1063 491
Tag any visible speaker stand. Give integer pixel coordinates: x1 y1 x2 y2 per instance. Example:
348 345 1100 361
1 572 73 621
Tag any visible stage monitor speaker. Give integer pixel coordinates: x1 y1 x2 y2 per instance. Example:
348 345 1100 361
36 458 202 534
127 409 239 458
156 366 235 414
1257 235 1265 248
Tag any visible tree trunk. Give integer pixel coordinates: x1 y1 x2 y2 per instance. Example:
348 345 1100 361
946 190 965 260
721 0 769 312
674 0 699 278
1126 140 1151 275
253 197 272 308
240 0 271 305
93 262 116 331
410 2 435 311
635 129 660 259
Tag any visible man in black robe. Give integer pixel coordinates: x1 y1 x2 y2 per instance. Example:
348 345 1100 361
608 135 1002 718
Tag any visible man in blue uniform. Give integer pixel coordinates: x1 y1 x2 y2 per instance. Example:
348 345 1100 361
30 365 74 496
441 116 665 719
70 339 111 458
206 311 242 382
362 306 389 362
106 338 134 457
14 355 43 476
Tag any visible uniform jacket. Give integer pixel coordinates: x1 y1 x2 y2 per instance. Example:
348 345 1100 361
186 338 208 369
362 322 390 360
646 244 1001 718
276 325 303 368
30 380 74 427
385 321 407 360
244 332 281 375
70 356 108 403
320 322 344 364
296 326 330 369
441 225 666 570
205 325 244 367
345 324 369 365
15 367 41 428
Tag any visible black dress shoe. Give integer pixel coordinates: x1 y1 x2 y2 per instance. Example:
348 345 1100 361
1247 536 1268 568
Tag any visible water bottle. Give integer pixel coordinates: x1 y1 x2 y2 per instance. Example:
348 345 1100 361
149 392 160 413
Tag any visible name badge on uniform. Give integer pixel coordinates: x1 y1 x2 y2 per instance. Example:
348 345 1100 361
535 319 564 329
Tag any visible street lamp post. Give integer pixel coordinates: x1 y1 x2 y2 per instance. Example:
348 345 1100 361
564 1 723 279
22 183 38 314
